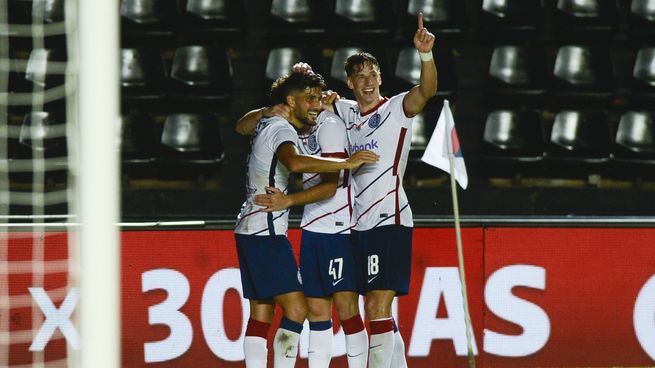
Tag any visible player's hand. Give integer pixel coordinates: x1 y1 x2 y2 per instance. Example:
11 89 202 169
253 187 293 212
345 150 379 170
262 103 291 121
413 12 435 54
291 62 314 75
322 90 340 105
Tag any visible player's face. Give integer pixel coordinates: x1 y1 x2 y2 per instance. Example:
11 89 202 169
347 62 382 110
292 86 323 128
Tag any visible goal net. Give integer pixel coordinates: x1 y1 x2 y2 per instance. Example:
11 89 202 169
1 0 120 367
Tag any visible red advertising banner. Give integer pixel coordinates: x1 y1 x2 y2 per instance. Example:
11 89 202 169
3 228 655 367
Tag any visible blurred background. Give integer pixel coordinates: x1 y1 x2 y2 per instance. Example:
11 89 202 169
7 0 655 221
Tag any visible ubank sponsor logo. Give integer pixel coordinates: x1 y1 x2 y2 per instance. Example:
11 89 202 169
350 139 379 153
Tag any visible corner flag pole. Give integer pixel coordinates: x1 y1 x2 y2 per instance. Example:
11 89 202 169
447 139 476 368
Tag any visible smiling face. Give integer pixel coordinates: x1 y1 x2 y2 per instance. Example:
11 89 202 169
346 61 383 113
287 86 322 132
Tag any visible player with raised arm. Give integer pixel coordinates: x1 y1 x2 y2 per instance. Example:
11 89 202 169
235 71 377 368
236 66 369 368
328 13 437 368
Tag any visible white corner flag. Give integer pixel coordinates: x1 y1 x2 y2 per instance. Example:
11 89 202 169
421 100 468 189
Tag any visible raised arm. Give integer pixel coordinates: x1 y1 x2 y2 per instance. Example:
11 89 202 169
235 104 291 135
276 142 378 173
253 172 339 212
403 12 438 116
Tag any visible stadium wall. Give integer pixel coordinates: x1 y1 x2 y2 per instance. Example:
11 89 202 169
5 227 655 367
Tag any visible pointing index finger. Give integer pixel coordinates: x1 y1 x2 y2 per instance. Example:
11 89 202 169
418 12 423 30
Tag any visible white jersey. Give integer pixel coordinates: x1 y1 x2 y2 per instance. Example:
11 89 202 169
235 117 297 236
297 110 351 234
334 93 413 231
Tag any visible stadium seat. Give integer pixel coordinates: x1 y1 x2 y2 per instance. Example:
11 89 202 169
612 111 655 180
31 0 64 23
159 113 224 162
392 46 456 97
168 45 233 101
547 110 611 163
477 0 542 42
333 0 394 37
269 0 330 35
630 47 655 107
486 45 546 106
481 109 544 178
17 111 67 157
120 48 165 99
25 48 66 89
628 0 655 40
549 45 614 106
552 0 617 41
120 112 157 165
120 0 176 35
180 0 245 37
265 47 322 84
158 113 224 183
403 0 467 37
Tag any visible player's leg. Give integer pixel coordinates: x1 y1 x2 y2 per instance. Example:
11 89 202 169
245 299 275 368
300 230 336 368
333 291 367 368
306 296 333 368
274 291 308 368
365 289 396 368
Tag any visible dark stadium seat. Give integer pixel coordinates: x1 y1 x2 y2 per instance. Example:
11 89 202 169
333 0 394 38
120 112 157 165
168 45 233 102
268 0 330 36
18 111 65 154
180 0 245 37
31 0 64 23
630 46 655 107
391 46 456 97
157 113 224 183
265 47 323 85
25 48 66 89
329 46 365 97
486 45 546 106
549 45 614 106
548 110 611 159
403 0 467 38
159 113 224 162
120 48 165 99
481 109 544 178
477 0 542 42
120 0 176 35
628 0 655 41
611 111 655 180
552 0 618 41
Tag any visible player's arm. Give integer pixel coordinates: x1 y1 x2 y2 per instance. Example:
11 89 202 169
235 104 291 136
253 172 338 212
276 142 377 173
403 12 438 117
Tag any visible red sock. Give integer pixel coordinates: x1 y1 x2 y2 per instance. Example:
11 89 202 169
341 315 365 335
246 318 271 338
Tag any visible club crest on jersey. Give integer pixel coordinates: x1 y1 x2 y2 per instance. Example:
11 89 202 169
307 134 318 152
368 113 381 128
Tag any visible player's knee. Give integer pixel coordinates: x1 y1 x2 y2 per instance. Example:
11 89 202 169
282 301 308 323
334 296 359 320
364 295 391 319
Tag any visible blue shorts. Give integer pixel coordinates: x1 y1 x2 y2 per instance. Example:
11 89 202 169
235 234 302 300
299 230 358 298
350 225 413 296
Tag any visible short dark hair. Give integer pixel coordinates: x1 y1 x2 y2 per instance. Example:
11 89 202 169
269 71 326 105
344 52 380 77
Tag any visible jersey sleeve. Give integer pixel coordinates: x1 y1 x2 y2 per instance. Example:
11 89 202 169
388 92 413 128
317 111 348 158
265 118 298 153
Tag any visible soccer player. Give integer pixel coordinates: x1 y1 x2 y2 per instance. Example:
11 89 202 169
328 13 438 368
235 71 378 368
236 79 369 368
